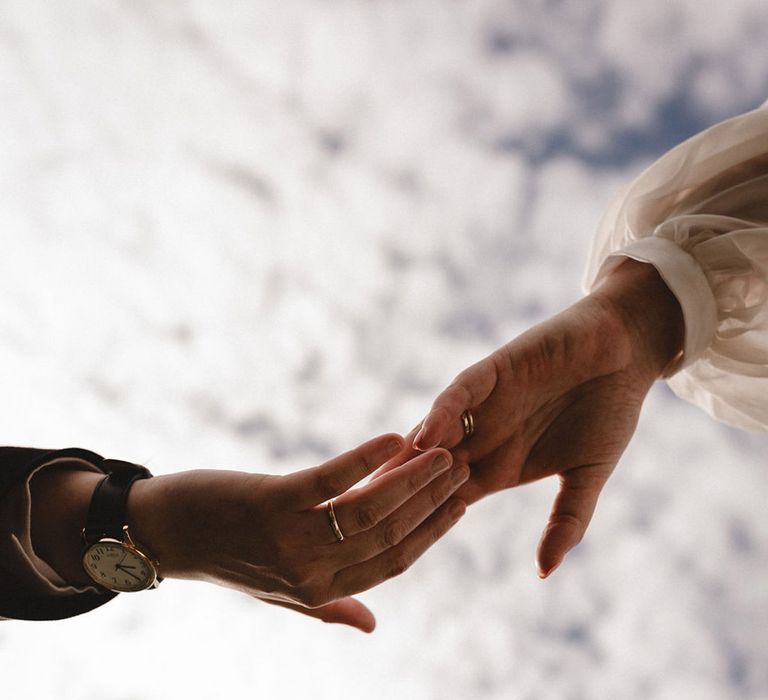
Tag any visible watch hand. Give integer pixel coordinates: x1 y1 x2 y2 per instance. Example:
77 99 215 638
115 565 143 581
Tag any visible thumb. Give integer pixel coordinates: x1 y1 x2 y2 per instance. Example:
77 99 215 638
272 597 377 633
313 597 377 633
536 466 610 579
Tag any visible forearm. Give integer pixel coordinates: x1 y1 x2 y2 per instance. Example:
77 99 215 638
590 258 685 380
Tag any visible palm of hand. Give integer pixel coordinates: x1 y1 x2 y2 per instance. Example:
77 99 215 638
138 432 468 632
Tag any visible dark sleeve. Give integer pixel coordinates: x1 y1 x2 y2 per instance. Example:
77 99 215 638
0 446 118 621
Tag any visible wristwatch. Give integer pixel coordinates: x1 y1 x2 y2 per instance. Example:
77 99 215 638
81 459 162 593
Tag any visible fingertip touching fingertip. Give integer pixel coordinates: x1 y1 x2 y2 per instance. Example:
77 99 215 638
413 428 440 452
412 427 427 451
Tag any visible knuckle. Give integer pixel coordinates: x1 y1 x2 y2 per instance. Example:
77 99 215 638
431 518 449 544
355 504 379 531
385 554 412 580
407 471 425 494
315 471 344 500
352 445 375 474
380 520 406 548
551 512 584 530
550 513 586 541
430 483 450 508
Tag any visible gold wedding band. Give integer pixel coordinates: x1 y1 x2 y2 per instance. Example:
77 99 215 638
326 499 345 542
461 409 475 441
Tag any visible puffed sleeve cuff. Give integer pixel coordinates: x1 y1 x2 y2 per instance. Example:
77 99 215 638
6 457 104 595
582 102 768 432
0 448 118 620
589 238 718 374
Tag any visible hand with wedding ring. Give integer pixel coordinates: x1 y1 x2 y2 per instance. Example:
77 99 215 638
380 260 685 579
126 433 469 632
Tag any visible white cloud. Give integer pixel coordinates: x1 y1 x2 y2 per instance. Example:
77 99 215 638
1 2 767 698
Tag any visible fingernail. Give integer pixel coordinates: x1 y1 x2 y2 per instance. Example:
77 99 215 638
432 454 451 475
451 465 470 487
386 439 403 457
413 426 428 451
415 431 440 452
537 559 562 579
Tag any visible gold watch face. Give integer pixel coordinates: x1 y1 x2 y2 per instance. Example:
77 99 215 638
82 539 158 592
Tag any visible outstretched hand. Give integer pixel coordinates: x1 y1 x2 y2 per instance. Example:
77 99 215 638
384 260 684 578
129 434 468 632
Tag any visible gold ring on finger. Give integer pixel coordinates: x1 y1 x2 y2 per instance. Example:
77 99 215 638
326 499 345 542
460 409 475 441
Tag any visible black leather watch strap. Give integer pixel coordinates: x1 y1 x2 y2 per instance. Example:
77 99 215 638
82 459 153 544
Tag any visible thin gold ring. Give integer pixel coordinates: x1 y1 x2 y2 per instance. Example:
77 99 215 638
461 409 475 441
326 499 345 542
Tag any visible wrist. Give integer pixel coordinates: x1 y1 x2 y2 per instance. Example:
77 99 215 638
125 474 179 578
590 258 684 379
126 469 268 582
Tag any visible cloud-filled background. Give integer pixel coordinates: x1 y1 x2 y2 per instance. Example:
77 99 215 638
1 1 767 698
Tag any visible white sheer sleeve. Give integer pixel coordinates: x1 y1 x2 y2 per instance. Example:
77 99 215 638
583 101 768 431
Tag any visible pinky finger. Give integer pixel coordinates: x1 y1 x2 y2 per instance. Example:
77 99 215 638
331 497 466 598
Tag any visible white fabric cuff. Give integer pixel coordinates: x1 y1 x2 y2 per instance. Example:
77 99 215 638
591 238 718 373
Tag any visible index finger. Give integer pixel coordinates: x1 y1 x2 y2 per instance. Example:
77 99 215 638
281 433 404 510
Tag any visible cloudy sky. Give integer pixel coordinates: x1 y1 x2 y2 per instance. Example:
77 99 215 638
1 1 767 698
